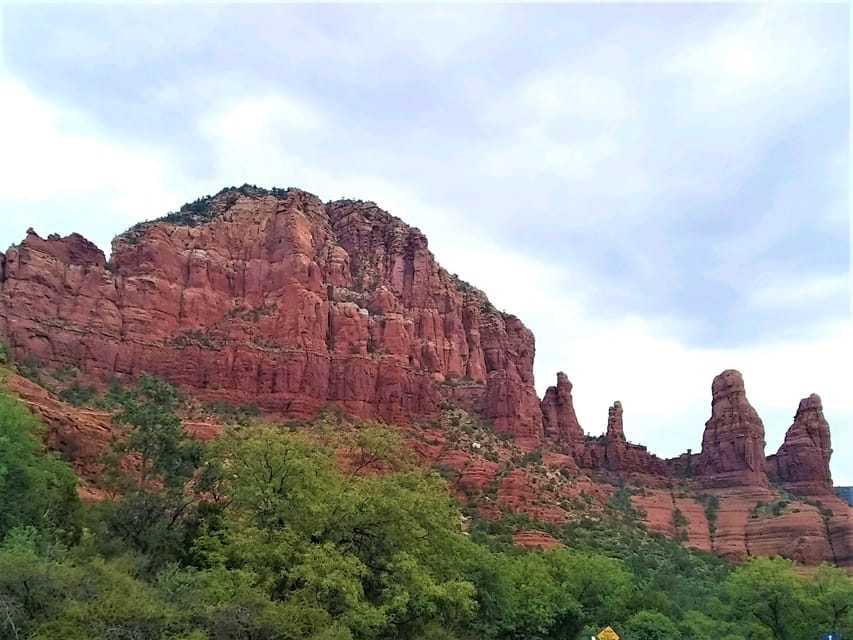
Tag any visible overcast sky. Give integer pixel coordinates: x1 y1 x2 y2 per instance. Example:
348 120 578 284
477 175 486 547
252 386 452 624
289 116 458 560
1 3 851 483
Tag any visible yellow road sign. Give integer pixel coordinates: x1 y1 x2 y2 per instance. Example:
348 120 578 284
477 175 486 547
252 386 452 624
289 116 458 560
597 626 619 640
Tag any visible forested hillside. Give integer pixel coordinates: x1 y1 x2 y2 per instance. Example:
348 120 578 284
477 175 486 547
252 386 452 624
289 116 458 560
1 365 851 640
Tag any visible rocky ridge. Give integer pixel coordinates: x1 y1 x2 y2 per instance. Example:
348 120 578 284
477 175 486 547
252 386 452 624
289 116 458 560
0 186 541 442
1 184 850 567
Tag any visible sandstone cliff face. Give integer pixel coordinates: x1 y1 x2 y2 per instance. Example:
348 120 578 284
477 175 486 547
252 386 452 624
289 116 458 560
695 370 767 488
0 187 541 439
768 394 833 493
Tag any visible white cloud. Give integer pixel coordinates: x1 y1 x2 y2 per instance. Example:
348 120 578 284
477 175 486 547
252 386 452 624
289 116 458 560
666 5 835 118
473 3 845 238
515 70 641 126
370 5 511 68
481 67 648 194
199 95 325 141
749 273 849 310
0 76 187 252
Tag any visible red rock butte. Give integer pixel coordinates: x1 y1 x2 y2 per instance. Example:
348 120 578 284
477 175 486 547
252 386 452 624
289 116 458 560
1 184 850 567
0 186 541 438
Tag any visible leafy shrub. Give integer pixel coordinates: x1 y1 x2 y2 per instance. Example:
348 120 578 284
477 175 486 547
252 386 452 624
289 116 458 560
204 401 261 425
58 382 97 407
17 355 43 384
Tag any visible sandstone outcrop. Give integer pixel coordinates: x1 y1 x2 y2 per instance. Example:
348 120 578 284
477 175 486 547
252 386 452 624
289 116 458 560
0 186 541 440
566 398 667 476
512 530 564 549
768 394 832 493
694 370 767 488
3 372 113 486
2 372 222 489
540 372 584 454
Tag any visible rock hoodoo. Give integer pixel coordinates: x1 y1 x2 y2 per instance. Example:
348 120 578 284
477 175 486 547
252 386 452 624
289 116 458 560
695 369 767 488
604 401 626 470
540 372 584 454
768 394 833 492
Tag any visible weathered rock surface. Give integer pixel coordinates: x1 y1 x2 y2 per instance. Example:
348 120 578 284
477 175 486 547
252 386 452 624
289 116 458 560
695 370 767 488
0 187 541 439
2 372 222 489
631 489 713 553
497 469 569 524
512 530 564 549
768 394 833 493
600 400 668 475
745 503 835 566
3 372 112 487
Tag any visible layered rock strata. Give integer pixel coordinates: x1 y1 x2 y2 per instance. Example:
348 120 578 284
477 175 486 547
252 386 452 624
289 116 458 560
0 186 542 439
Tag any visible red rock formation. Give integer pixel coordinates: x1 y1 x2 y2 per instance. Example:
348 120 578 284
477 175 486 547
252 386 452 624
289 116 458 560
497 469 569 523
745 503 835 566
512 530 564 549
768 394 833 493
2 186 850 568
695 370 767 488
458 459 500 493
579 401 668 476
631 489 712 553
0 187 541 440
604 401 626 470
541 372 584 454
3 372 113 485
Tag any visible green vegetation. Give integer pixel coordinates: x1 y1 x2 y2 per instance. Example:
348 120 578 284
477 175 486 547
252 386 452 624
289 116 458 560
366 336 378 354
17 355 44 385
229 304 277 322
122 184 292 242
1 373 852 640
698 493 720 539
173 330 221 350
0 390 80 544
203 400 261 425
58 381 97 407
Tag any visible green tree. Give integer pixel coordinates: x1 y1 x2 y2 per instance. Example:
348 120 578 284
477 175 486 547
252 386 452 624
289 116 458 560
197 426 478 640
622 610 681 640
101 374 202 566
0 389 79 544
0 529 73 639
546 549 631 639
807 563 853 636
724 556 808 640
110 373 199 493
